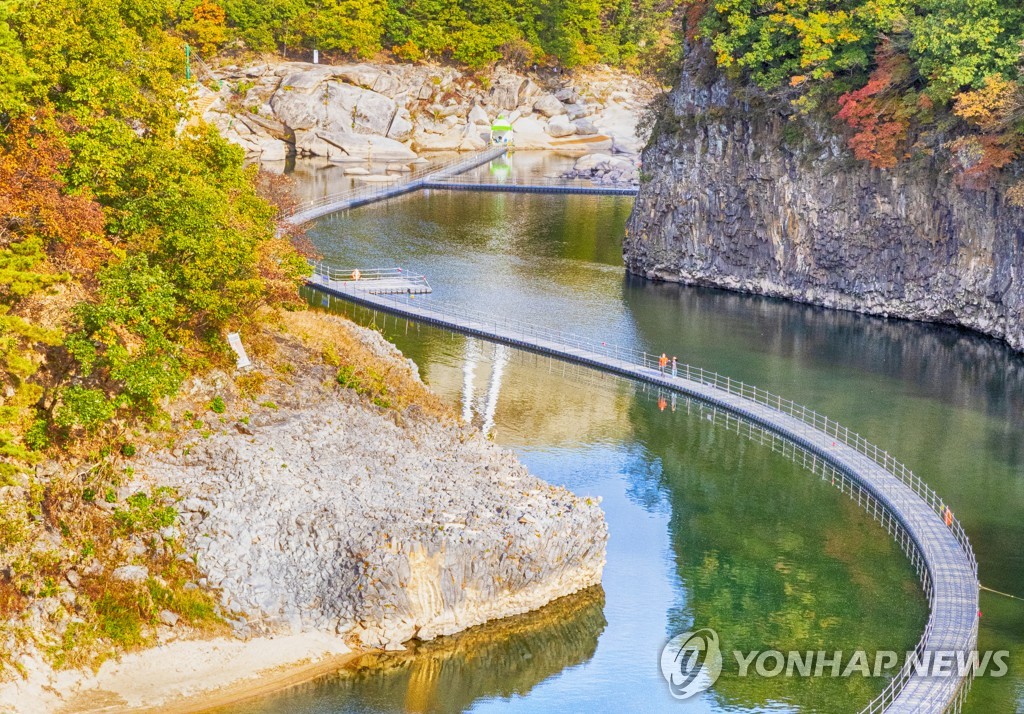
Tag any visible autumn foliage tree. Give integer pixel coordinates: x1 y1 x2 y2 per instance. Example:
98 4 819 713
0 118 106 469
0 0 309 461
181 0 229 55
835 46 914 169
948 74 1024 188
688 0 1024 189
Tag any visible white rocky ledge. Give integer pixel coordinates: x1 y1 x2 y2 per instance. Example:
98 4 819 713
143 393 607 651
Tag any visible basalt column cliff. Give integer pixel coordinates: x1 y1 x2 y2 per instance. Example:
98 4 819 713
625 46 1024 351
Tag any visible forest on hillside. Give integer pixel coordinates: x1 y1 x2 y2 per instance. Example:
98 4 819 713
688 0 1023 194
0 0 310 672
0 0 308 475
0 0 1020 479
178 0 1023 190
176 0 686 74
0 0 1020 678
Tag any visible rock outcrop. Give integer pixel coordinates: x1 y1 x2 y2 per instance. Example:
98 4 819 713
198 61 655 165
141 316 607 650
562 152 640 186
626 45 1024 351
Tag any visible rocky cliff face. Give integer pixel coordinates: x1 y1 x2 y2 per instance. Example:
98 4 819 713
625 47 1024 351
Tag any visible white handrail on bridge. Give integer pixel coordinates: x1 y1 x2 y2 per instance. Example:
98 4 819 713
310 264 431 291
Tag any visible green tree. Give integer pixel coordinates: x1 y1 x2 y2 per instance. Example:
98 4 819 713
300 0 388 57
910 0 1024 100
71 254 183 412
222 0 309 53
0 0 308 456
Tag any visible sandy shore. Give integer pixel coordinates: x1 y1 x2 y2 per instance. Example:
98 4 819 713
0 632 358 714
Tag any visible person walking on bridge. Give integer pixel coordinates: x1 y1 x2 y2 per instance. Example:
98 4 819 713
659 353 668 373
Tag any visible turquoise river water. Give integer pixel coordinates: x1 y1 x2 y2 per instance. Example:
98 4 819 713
223 155 1022 713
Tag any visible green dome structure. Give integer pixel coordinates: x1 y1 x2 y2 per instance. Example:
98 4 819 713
490 114 514 146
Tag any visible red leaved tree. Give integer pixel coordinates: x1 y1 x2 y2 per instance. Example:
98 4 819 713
835 45 913 169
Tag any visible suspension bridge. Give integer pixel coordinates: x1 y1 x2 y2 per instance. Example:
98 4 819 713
306 264 980 714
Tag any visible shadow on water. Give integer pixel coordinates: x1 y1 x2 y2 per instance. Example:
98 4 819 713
216 588 607 714
622 274 1024 602
623 273 1024 429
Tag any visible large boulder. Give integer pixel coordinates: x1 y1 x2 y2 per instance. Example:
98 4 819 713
270 75 397 137
564 103 590 120
487 81 519 111
573 153 615 173
412 130 463 152
468 104 490 126
294 131 342 159
592 99 643 154
387 110 414 141
252 137 289 161
573 118 598 136
371 72 402 97
555 87 578 103
460 134 487 151
459 123 488 151
316 132 417 162
510 116 552 150
277 66 337 93
333 83 397 135
519 78 543 102
488 78 526 110
546 114 576 138
236 113 294 143
533 94 566 118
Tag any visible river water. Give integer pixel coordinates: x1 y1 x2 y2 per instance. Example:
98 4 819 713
226 155 1022 713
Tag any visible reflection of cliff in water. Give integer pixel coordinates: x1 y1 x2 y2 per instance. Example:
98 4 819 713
298 293 636 449
626 393 926 713
428 339 634 448
625 273 1024 429
227 587 606 714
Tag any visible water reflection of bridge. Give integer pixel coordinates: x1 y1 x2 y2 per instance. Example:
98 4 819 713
308 266 980 714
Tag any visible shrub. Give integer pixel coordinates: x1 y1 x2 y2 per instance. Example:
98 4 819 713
23 419 50 451
392 40 423 63
55 387 115 432
112 490 177 535
95 589 148 648
237 371 267 400
336 365 362 390
209 396 226 414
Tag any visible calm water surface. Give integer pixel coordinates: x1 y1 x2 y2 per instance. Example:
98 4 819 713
226 155 1022 713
